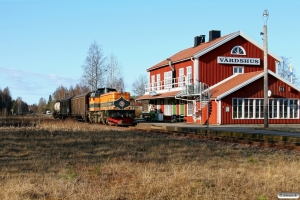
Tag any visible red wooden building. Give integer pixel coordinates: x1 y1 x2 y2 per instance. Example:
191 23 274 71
136 30 300 124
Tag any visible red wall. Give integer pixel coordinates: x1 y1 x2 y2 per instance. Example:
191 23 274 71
199 36 278 86
220 75 300 124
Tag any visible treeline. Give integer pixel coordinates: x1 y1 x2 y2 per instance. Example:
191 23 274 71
0 83 90 117
31 84 90 114
0 87 29 116
52 84 90 101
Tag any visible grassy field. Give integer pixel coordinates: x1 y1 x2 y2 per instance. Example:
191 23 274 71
0 119 299 200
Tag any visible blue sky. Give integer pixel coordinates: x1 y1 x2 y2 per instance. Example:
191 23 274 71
0 0 299 105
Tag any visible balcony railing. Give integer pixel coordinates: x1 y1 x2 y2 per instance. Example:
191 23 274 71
145 76 192 93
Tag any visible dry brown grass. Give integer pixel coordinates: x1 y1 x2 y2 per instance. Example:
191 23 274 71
0 119 299 200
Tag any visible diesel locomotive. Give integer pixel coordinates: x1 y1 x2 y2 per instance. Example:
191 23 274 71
53 88 135 126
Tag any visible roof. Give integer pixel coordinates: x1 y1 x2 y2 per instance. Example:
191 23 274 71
135 91 179 101
210 70 300 100
210 71 263 99
147 33 234 71
147 31 282 72
72 92 91 99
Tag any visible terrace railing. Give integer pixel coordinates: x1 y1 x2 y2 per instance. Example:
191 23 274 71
145 76 190 93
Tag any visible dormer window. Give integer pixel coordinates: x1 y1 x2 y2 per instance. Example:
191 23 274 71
231 46 246 55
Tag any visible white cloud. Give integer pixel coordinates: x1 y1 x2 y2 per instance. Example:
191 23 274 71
0 67 81 104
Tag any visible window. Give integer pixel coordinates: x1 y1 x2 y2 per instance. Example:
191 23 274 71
244 99 254 118
269 99 278 118
233 98 299 119
231 46 246 55
279 99 288 118
156 74 161 90
187 66 192 84
233 66 244 74
151 75 155 91
232 99 243 118
290 100 298 118
279 86 285 92
164 71 172 89
179 68 185 87
255 99 264 118
164 99 172 116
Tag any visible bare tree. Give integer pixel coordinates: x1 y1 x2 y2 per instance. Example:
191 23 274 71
38 98 47 114
81 41 107 91
16 97 22 114
132 75 147 96
12 97 28 115
105 53 124 91
53 85 68 101
278 56 299 86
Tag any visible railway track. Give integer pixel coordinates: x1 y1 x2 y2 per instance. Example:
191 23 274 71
131 123 300 152
82 121 300 152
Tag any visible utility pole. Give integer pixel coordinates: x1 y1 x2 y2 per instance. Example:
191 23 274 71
263 9 269 128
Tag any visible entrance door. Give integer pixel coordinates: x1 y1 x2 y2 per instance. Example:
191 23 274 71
172 99 176 121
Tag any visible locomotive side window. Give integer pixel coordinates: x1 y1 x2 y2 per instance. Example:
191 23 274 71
105 88 117 93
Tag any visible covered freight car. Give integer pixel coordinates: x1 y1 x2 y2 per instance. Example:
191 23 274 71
70 92 91 122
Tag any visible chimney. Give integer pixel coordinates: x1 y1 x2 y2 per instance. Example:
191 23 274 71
194 35 205 47
209 30 221 42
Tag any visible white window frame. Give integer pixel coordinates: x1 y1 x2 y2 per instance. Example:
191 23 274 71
179 68 185 87
231 46 246 55
186 66 192 85
232 98 299 119
164 99 172 116
233 66 244 74
156 74 161 90
151 75 155 91
164 71 172 89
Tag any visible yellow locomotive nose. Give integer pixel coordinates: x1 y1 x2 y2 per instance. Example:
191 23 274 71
87 88 135 125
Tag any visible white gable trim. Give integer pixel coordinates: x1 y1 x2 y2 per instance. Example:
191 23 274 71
194 31 282 62
216 72 264 100
268 70 300 91
215 70 300 100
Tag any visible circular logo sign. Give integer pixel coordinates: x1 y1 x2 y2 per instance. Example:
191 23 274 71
119 101 125 107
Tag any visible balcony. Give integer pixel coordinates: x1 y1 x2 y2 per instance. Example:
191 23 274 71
145 76 191 94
